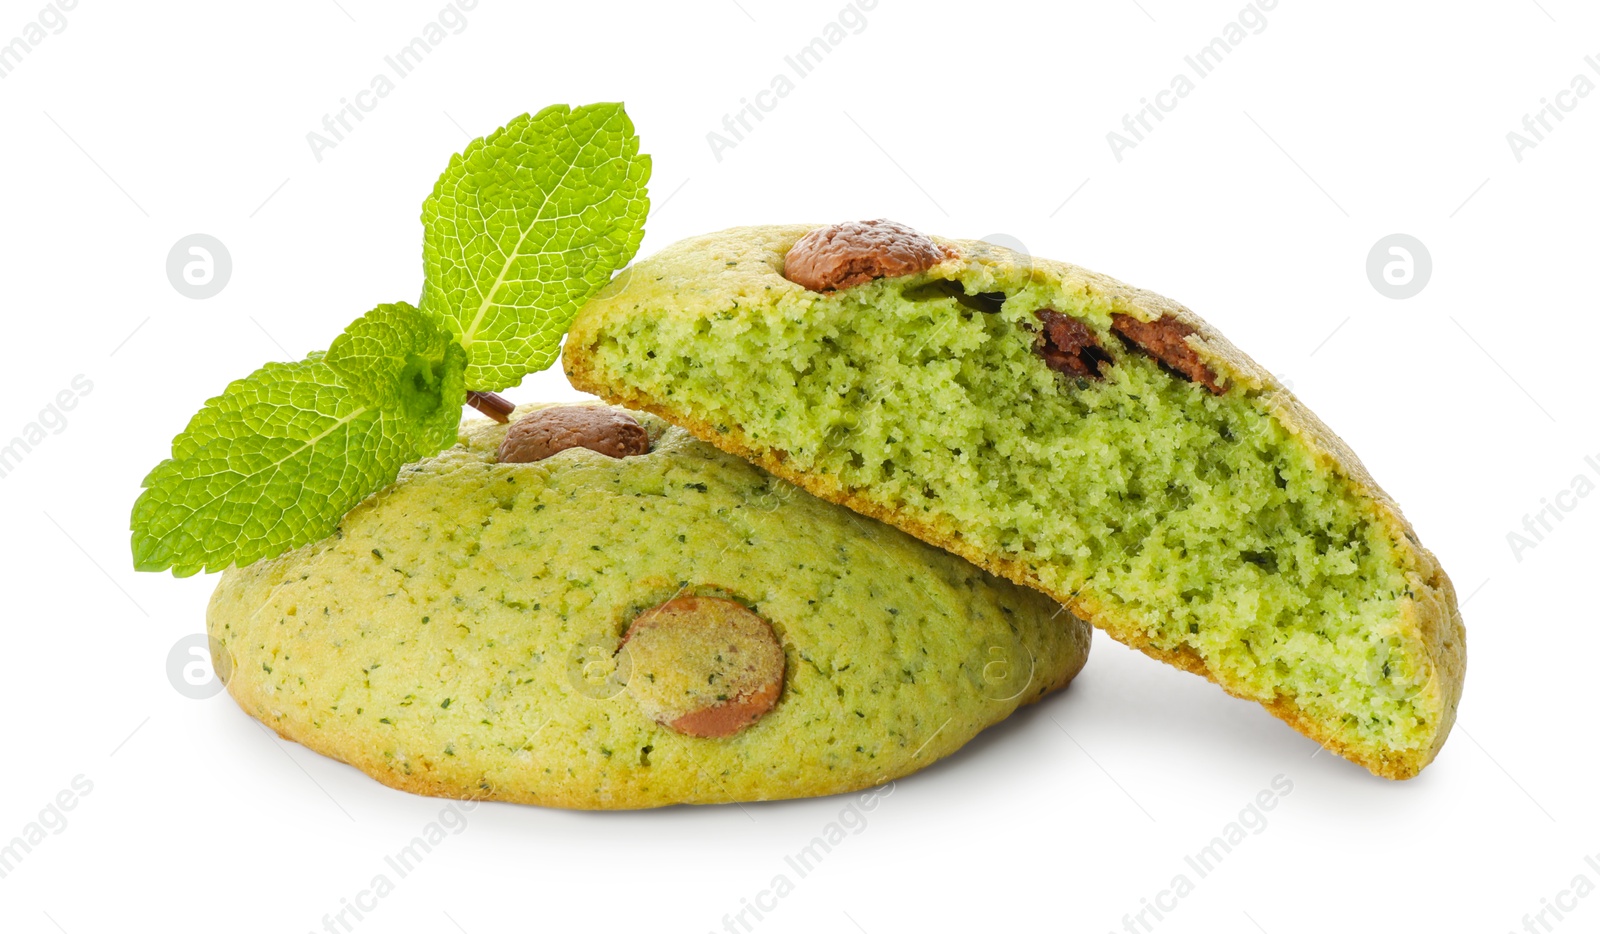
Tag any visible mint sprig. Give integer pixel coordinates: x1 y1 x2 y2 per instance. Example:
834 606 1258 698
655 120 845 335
131 105 650 575
131 304 464 577
422 103 650 389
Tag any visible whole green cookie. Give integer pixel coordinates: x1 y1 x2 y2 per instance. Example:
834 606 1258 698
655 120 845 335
209 405 1090 809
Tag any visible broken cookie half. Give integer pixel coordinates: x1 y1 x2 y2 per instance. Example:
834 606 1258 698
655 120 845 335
564 221 1467 780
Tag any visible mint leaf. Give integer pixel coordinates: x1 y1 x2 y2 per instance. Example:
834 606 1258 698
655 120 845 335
131 303 465 576
421 102 650 390
134 104 650 576
326 301 465 448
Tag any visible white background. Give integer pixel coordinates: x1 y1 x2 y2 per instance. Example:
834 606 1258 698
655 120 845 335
1 1 1594 932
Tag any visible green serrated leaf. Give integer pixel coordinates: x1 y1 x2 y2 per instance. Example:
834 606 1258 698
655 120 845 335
421 102 651 390
131 306 466 576
326 301 465 448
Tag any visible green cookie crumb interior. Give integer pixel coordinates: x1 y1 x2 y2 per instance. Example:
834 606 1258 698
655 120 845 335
585 263 1431 758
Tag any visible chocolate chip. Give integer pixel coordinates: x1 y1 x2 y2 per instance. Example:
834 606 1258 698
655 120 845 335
497 406 651 463
903 279 1008 314
1111 313 1225 394
783 219 951 292
620 596 785 738
1034 310 1113 379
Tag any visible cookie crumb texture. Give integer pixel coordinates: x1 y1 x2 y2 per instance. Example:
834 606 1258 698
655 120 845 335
209 406 1090 809
564 225 1465 780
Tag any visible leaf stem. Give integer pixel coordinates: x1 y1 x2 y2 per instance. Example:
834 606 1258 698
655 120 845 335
466 390 516 423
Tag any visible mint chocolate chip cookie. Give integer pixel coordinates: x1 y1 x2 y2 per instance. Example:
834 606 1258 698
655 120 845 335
562 223 1466 780
209 405 1090 808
